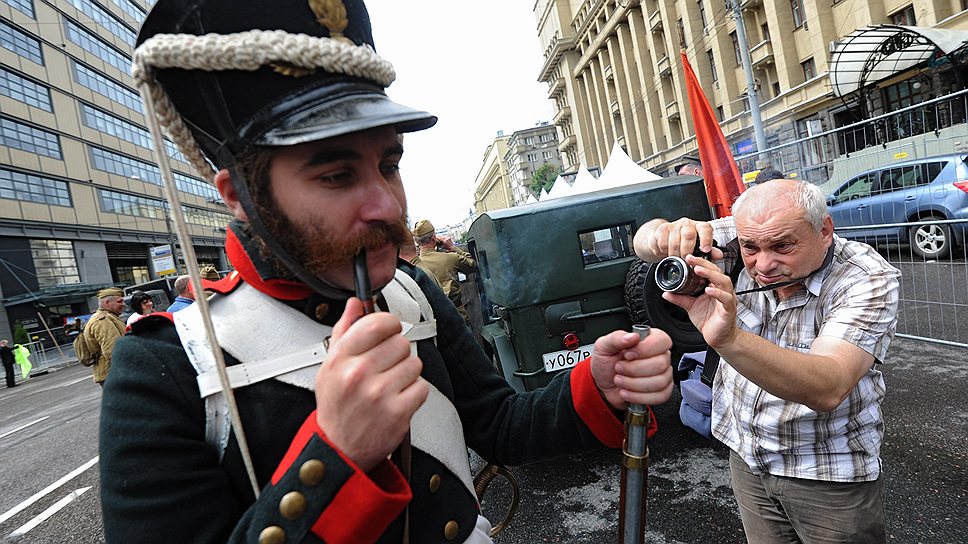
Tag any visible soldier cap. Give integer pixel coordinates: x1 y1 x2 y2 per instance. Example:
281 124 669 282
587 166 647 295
97 288 124 299
412 220 435 237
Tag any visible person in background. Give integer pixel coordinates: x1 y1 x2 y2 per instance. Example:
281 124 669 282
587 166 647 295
1 340 16 387
87 288 126 387
126 291 155 326
674 155 703 177
751 166 785 186
13 343 31 381
633 179 900 543
199 265 221 281
413 219 476 321
166 275 195 312
99 1 674 541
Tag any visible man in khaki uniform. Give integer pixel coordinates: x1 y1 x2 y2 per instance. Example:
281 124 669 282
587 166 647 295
86 287 126 386
413 220 476 321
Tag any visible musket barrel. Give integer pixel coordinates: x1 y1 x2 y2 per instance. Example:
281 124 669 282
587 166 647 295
619 324 651 544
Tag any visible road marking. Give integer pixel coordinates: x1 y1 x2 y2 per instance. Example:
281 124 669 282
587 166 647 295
0 416 49 439
0 457 98 525
60 376 89 387
8 487 92 537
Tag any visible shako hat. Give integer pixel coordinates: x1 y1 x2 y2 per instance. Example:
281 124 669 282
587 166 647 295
133 0 437 174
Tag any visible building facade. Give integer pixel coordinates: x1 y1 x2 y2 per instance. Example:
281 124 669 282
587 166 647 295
1 0 232 342
503 122 563 206
473 135 511 213
534 0 968 178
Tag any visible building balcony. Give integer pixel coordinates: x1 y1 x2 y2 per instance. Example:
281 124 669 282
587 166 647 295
741 0 763 7
604 64 614 82
610 99 621 116
559 133 577 151
657 55 672 77
553 105 572 124
648 10 663 32
548 76 565 97
750 40 774 68
665 100 680 120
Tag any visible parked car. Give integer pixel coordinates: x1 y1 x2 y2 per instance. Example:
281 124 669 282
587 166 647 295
825 154 968 259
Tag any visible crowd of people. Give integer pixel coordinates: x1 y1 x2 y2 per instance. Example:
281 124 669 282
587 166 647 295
0 1 903 542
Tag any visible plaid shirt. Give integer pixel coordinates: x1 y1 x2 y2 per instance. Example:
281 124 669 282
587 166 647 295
708 217 900 482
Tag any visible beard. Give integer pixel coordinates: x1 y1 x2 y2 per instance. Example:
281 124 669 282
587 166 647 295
251 196 409 282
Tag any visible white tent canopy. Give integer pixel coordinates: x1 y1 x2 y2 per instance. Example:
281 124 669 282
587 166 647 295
568 164 600 195
830 25 968 97
544 174 575 200
596 142 662 190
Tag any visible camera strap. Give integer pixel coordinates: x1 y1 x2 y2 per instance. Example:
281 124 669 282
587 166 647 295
701 242 834 386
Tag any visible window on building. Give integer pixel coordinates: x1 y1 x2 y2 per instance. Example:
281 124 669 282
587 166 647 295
801 57 816 81
678 18 686 48
0 21 43 65
175 172 221 200
0 167 71 206
791 0 805 29
890 5 916 25
761 23 770 42
730 31 741 66
3 0 35 18
90 146 160 183
772 81 781 97
527 152 538 162
698 0 708 31
73 62 142 113
0 118 62 158
542 151 555 160
182 205 233 228
707 49 718 82
716 105 724 121
99 189 166 219
0 68 52 111
81 103 152 148
65 0 136 45
30 240 81 288
64 20 130 73
110 0 146 22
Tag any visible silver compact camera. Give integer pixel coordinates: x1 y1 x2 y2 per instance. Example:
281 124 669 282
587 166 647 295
654 243 714 297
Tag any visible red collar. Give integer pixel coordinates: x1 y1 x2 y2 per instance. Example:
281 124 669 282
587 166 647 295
225 228 313 300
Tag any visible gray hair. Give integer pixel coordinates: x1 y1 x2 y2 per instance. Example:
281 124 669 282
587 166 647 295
732 179 828 231
414 232 435 246
173 275 191 296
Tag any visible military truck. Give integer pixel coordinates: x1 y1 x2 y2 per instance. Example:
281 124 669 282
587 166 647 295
463 176 713 393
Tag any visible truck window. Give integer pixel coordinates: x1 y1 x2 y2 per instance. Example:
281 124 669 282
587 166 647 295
579 224 634 267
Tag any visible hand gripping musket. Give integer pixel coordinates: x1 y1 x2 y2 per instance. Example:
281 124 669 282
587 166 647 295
619 324 651 544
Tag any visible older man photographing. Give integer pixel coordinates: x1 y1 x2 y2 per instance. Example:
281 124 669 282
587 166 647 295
634 179 900 543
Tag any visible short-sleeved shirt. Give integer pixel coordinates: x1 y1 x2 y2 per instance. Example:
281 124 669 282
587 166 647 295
708 217 900 482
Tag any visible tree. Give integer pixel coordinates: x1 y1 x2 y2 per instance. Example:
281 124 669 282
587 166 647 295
529 163 561 197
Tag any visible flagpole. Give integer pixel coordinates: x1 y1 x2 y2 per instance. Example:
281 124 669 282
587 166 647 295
730 0 769 169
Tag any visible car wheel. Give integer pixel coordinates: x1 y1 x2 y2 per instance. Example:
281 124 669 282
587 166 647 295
910 219 953 260
624 258 707 353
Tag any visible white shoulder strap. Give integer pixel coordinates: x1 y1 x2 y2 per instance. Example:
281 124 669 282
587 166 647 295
173 270 436 459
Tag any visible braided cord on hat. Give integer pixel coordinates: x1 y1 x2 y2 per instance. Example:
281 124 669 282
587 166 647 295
131 30 397 180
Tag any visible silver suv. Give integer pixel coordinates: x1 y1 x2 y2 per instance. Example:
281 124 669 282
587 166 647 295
826 154 968 259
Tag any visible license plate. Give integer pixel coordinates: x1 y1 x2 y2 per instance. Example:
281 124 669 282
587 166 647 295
542 344 594 372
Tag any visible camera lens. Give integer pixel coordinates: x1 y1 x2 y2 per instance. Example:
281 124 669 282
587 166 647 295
655 256 707 297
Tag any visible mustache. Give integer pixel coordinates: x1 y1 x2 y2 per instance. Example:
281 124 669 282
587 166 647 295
301 220 409 271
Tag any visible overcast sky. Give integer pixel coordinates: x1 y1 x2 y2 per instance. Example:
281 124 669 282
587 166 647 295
366 1 554 229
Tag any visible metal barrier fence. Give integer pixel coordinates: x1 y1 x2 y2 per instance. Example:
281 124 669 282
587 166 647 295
735 90 968 348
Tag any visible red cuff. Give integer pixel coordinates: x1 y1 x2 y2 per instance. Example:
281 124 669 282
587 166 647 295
569 359 659 446
272 412 411 543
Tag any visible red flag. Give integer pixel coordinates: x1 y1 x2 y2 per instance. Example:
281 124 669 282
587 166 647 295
681 51 744 218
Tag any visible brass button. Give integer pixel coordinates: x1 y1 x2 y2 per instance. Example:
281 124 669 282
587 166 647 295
258 526 285 544
299 459 326 486
428 473 441 493
314 303 329 320
279 491 307 520
443 520 459 540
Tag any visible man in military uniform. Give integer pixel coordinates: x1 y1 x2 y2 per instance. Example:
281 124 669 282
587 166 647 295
86 287 125 386
674 155 703 177
99 1 674 542
413 219 475 320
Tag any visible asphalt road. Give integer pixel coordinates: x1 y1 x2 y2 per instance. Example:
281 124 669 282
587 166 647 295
0 336 965 542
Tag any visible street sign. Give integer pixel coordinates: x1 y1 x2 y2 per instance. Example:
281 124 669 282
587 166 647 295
150 245 176 276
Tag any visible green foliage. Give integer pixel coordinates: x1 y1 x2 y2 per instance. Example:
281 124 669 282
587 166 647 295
13 321 29 345
529 163 561 197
